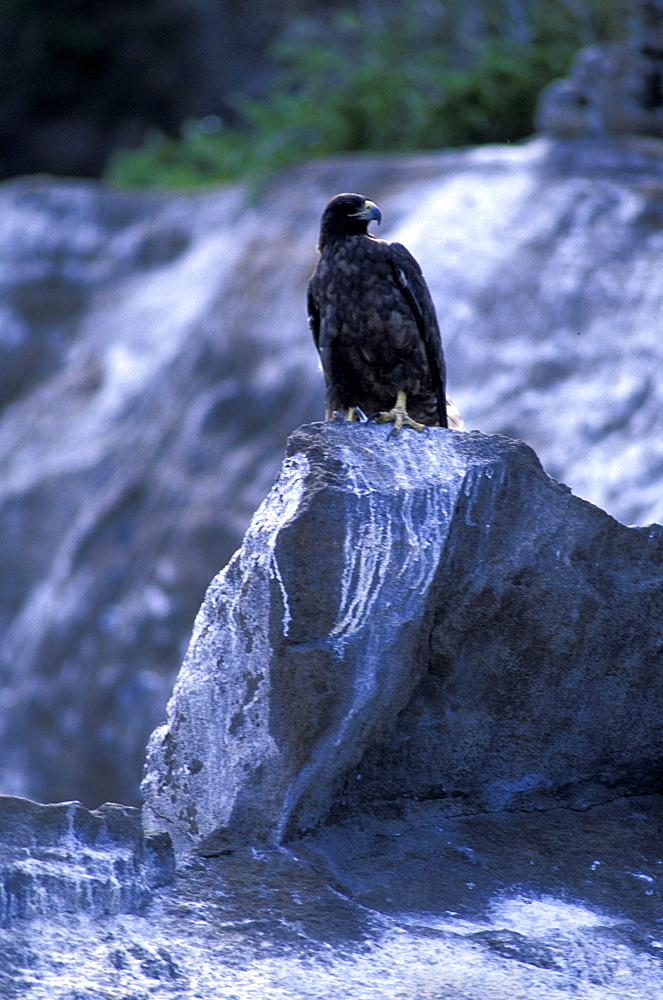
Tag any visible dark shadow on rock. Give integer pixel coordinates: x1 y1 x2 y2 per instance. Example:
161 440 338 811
169 847 380 958
297 796 663 935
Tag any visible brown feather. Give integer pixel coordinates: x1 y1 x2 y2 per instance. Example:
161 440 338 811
308 193 450 427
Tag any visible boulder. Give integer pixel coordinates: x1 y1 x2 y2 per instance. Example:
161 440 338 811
5 418 660 998
142 421 663 854
536 1 663 138
2 422 663 999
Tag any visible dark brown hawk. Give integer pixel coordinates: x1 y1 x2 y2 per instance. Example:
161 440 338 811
307 192 458 433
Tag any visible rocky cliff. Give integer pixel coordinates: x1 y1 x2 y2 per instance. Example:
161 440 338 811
2 136 663 808
2 423 662 999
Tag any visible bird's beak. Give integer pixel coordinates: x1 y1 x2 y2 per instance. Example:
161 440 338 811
349 200 382 225
361 200 382 225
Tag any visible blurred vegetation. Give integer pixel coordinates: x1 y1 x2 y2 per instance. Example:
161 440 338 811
0 0 323 179
0 0 200 177
108 0 630 189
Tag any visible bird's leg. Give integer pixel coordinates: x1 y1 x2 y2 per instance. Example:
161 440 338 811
374 390 425 433
332 407 358 422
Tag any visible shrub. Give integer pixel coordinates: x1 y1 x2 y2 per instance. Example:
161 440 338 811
107 0 631 189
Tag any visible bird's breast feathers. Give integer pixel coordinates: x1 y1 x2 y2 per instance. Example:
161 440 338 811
313 238 407 321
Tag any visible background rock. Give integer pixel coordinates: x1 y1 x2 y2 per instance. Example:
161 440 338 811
2 136 663 807
142 422 663 854
537 0 663 139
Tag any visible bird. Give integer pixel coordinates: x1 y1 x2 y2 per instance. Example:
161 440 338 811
307 192 459 433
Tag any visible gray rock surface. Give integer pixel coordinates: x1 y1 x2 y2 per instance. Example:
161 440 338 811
0 795 173 929
2 792 663 998
142 422 663 855
0 177 322 807
537 1 663 139
3 135 663 807
3 378 663 997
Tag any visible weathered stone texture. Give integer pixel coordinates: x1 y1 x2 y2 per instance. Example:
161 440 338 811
142 422 663 854
0 796 174 928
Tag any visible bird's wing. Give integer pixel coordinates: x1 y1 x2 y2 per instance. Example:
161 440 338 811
387 242 447 426
306 279 321 352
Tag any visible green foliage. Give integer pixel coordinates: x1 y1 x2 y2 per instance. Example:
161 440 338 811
107 0 631 189
107 120 251 189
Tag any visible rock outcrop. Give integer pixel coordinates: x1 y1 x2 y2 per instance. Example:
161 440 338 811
0 795 173 928
2 789 662 999
3 135 663 808
142 422 663 855
537 0 663 138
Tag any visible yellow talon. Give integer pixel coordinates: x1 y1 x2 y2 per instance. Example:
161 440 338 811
374 391 425 434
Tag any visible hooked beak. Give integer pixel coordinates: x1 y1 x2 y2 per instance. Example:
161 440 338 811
351 199 382 225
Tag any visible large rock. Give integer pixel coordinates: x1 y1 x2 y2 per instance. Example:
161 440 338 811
4 416 663 995
3 135 663 808
2 408 662 999
142 422 663 855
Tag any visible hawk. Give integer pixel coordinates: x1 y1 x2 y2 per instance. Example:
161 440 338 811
307 192 458 433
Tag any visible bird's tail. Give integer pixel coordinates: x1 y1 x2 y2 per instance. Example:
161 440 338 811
445 396 464 430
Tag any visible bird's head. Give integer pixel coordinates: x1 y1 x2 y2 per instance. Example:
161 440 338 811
318 193 382 249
